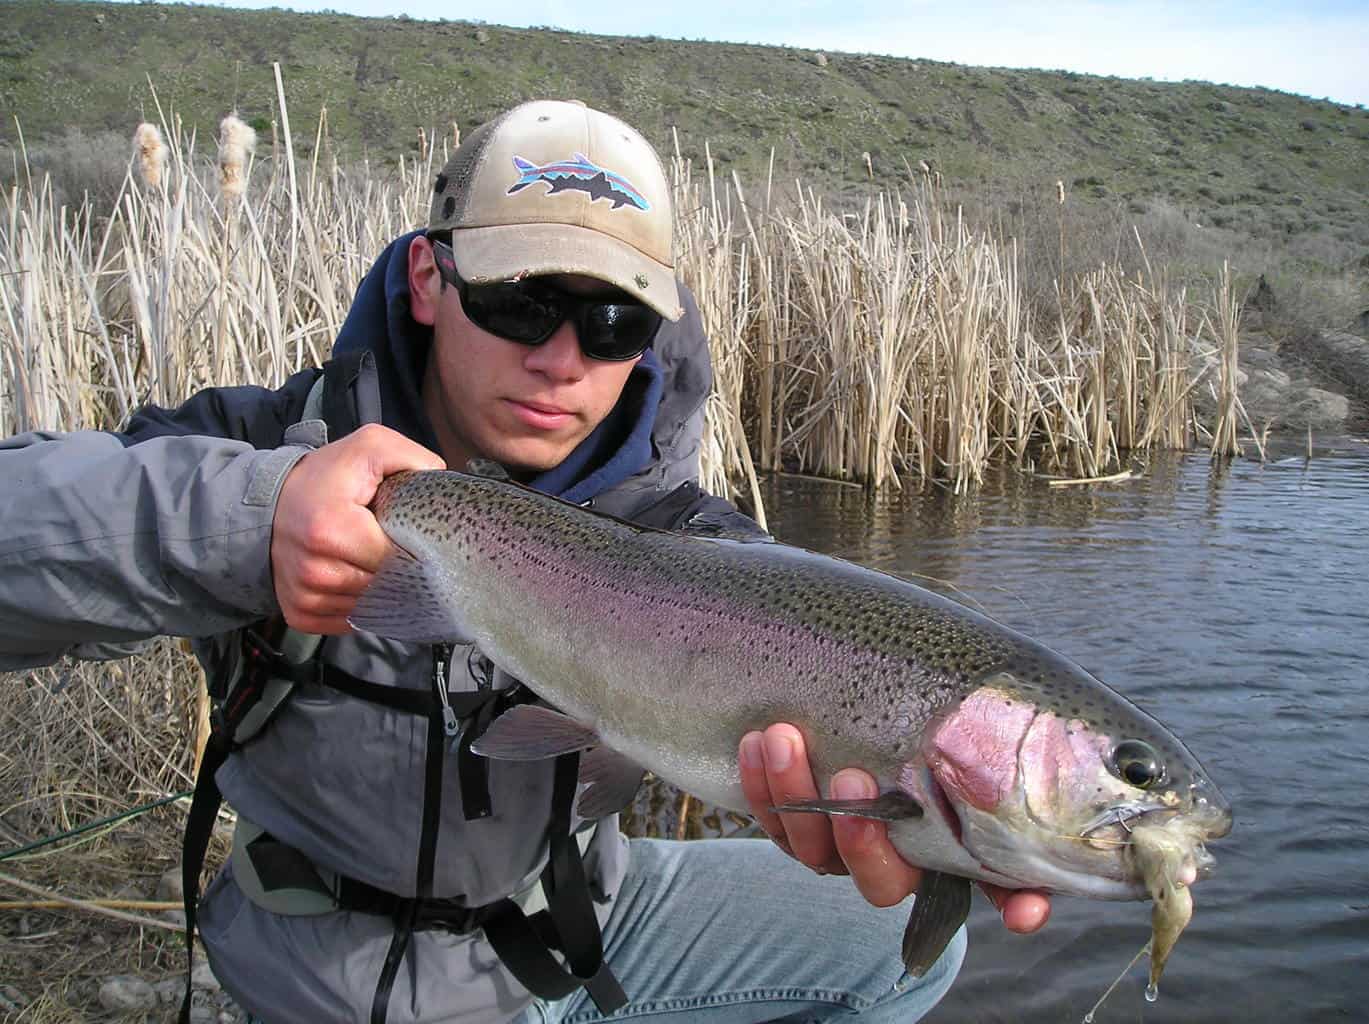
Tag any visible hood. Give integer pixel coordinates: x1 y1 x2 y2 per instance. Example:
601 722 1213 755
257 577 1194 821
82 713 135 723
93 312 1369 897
332 231 695 505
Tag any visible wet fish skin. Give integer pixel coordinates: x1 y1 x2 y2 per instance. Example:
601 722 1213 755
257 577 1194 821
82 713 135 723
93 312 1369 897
353 469 1231 966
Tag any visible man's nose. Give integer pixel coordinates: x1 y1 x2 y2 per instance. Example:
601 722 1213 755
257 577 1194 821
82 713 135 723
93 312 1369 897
522 320 586 381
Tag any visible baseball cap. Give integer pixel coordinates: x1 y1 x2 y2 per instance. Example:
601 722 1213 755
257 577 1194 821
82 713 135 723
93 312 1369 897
428 100 683 322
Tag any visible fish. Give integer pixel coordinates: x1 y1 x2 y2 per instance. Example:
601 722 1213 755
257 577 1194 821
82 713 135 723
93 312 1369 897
506 153 651 211
350 468 1232 980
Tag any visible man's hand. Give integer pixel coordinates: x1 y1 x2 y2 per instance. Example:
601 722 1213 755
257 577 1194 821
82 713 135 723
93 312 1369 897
740 723 1052 934
270 424 446 634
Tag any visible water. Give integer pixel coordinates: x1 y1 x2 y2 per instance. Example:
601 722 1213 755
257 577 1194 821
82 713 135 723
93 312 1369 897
757 440 1369 1023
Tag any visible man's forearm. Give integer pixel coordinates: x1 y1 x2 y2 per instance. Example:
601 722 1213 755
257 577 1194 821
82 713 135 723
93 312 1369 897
0 429 307 668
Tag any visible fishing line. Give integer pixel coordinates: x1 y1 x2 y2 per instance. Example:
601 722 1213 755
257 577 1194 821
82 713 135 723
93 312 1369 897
1082 939 1151 1022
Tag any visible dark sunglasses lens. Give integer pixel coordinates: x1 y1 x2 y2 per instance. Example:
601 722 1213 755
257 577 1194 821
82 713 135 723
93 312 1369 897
581 304 662 360
462 282 562 343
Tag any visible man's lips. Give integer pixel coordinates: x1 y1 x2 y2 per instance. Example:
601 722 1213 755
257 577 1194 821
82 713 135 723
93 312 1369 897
505 398 576 430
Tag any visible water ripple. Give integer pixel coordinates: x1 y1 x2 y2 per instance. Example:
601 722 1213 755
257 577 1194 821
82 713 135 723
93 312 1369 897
764 441 1369 1022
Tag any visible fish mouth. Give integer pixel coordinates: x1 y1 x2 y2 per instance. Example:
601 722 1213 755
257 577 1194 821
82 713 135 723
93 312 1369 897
1077 796 1228 889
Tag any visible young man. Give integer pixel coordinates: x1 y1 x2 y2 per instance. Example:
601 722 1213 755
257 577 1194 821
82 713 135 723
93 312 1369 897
0 100 1047 1023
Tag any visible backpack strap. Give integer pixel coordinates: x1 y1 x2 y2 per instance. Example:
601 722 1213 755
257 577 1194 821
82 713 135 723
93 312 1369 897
180 351 380 1024
481 751 628 1013
179 622 322 1022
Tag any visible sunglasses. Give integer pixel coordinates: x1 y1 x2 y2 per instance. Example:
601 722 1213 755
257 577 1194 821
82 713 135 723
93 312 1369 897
430 240 662 361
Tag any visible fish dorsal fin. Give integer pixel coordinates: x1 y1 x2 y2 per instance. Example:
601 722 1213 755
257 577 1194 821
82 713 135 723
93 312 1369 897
464 458 511 481
471 705 599 760
901 870 972 977
576 747 646 819
348 545 470 643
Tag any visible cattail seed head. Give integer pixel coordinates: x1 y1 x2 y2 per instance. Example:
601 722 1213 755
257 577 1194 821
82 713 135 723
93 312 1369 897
132 122 168 188
1056 179 1066 205
218 114 257 201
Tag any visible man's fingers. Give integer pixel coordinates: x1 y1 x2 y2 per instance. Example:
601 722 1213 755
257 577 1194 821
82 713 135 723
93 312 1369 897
739 732 790 852
291 592 366 618
979 883 1052 933
296 554 377 597
830 769 921 906
330 507 396 575
285 612 356 637
761 725 841 871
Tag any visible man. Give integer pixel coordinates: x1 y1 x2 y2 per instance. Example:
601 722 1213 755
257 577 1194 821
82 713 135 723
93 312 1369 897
0 100 1047 1022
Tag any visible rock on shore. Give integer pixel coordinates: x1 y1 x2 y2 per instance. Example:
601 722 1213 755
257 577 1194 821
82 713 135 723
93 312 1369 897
1195 326 1368 434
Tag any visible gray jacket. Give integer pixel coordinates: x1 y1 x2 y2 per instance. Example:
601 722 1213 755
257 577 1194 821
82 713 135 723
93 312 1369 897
0 242 759 1022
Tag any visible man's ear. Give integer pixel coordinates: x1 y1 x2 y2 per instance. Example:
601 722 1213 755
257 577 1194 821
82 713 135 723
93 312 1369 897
408 235 441 326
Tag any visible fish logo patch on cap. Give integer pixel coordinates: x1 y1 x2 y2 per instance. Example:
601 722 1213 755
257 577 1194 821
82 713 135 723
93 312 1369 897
507 153 650 211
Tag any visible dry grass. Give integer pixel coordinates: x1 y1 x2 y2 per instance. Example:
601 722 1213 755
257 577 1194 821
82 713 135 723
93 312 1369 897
0 641 225 1019
0 74 1248 1018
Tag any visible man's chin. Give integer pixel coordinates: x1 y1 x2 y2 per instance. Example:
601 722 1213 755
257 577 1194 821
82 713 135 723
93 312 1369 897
481 441 577 479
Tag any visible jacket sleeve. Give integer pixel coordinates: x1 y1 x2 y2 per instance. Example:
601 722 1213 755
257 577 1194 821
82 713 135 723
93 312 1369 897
0 371 319 670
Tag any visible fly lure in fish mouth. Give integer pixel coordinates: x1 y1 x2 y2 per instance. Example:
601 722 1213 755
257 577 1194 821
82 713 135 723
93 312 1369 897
1080 803 1160 837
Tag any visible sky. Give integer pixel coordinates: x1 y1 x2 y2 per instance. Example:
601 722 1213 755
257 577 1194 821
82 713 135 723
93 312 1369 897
170 0 1369 106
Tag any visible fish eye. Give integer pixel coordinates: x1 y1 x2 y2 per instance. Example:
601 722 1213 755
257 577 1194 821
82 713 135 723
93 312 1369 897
1112 740 1164 789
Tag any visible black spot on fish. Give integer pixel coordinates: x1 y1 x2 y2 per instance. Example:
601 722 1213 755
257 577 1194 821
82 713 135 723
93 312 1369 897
443 196 456 219
434 173 448 193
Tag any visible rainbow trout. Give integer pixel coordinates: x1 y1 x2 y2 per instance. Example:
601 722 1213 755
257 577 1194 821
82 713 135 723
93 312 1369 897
351 469 1232 980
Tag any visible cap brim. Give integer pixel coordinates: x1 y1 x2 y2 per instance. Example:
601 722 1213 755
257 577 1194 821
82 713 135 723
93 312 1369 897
450 223 684 321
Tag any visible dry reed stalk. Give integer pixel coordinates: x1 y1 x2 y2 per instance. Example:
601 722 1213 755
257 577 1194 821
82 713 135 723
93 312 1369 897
670 140 767 526
1209 261 1242 458
0 899 182 912
216 114 257 380
0 870 183 932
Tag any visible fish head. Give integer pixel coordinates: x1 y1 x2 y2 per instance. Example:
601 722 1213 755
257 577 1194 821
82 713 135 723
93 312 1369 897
913 655 1231 900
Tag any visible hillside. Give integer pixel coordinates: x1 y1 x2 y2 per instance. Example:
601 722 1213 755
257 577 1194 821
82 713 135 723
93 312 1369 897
3 0 1367 261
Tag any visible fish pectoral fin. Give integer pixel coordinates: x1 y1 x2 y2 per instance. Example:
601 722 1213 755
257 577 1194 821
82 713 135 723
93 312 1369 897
770 792 924 822
348 545 469 643
901 870 972 978
575 747 646 819
471 705 599 760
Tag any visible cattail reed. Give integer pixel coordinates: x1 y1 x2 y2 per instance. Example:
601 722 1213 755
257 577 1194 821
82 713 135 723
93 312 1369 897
217 114 257 202
132 122 168 188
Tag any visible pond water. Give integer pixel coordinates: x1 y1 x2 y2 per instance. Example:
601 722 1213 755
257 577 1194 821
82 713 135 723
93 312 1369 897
753 440 1369 1023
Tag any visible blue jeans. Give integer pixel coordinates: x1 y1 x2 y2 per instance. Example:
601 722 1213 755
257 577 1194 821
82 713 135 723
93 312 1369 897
519 838 966 1023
